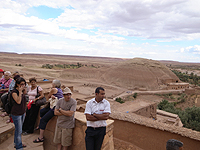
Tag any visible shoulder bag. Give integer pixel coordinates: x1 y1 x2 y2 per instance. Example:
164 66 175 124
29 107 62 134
35 86 47 106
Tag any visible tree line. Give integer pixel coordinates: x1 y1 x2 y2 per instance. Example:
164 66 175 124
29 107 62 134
172 70 200 86
158 99 200 131
42 63 99 69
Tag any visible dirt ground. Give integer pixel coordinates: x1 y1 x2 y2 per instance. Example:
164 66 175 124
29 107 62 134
1 52 200 149
1 52 198 111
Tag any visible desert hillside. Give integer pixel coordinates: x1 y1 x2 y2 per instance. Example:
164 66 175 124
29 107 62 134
102 58 180 90
0 53 179 91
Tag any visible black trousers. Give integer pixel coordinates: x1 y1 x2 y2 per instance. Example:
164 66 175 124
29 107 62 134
22 104 40 133
85 127 106 150
0 92 8 109
39 107 55 130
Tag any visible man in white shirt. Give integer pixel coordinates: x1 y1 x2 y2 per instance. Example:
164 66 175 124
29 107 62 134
84 87 111 150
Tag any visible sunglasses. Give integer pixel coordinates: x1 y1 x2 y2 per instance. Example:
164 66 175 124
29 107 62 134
20 83 25 85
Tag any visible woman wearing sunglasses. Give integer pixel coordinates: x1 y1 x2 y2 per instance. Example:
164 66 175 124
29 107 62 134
10 77 27 149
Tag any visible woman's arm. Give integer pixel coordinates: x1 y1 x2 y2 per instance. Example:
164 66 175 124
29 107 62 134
0 88 9 92
34 90 44 101
47 88 57 99
12 91 23 104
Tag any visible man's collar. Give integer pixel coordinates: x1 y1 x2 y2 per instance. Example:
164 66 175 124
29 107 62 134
92 98 104 103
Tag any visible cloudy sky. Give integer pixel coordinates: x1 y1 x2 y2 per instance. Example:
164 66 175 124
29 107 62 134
0 0 200 62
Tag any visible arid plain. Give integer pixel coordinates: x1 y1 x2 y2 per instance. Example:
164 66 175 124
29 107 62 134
1 52 200 150
1 52 200 107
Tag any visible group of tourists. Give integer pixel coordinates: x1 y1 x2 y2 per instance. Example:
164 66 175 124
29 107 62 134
0 69 182 150
0 69 111 150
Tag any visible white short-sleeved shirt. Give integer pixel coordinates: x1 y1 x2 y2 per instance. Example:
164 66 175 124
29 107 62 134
28 86 43 101
84 98 111 127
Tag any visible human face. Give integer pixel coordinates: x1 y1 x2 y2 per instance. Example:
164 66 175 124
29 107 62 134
18 81 26 89
4 73 10 80
95 90 105 102
52 83 55 88
0 72 3 78
64 93 71 101
12 73 19 79
30 80 36 87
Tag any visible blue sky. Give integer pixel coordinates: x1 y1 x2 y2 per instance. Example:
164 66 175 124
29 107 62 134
0 0 200 62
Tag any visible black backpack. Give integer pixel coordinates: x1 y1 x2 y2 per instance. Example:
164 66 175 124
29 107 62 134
5 92 14 114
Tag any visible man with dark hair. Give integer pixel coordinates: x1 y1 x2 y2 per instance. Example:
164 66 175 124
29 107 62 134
84 87 111 150
166 139 183 150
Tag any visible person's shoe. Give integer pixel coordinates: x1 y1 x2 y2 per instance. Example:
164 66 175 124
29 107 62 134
33 137 44 143
34 126 39 130
22 132 29 136
0 112 8 117
6 119 10 123
14 144 27 148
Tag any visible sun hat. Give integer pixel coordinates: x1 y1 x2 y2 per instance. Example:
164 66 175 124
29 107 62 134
63 87 72 95
0 69 4 73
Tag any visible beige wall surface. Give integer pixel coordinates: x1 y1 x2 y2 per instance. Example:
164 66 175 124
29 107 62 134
43 112 114 150
113 119 200 150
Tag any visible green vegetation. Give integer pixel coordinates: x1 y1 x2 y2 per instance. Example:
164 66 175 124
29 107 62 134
42 64 53 69
157 99 200 131
15 64 23 67
166 64 200 71
42 63 98 69
133 92 138 98
172 70 200 86
115 97 124 104
155 93 186 102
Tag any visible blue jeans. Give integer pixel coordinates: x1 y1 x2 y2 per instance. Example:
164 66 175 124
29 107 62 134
11 113 25 150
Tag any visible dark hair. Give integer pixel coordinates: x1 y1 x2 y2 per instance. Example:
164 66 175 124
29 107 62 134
166 139 183 150
95 87 105 94
14 75 20 81
14 77 26 89
29 77 37 83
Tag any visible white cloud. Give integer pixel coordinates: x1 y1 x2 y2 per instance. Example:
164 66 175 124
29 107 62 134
0 0 200 62
185 45 200 54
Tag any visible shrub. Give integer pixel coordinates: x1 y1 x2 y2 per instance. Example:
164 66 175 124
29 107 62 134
115 97 124 104
157 100 200 131
133 93 138 98
42 64 53 69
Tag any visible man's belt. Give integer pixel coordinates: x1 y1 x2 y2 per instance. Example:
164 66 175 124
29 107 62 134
88 126 106 130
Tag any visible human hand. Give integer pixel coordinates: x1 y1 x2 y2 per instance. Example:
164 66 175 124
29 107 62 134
59 108 62 113
19 84 25 92
51 95 56 99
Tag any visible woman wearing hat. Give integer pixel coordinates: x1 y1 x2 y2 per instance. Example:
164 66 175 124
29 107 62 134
0 69 4 79
0 71 12 96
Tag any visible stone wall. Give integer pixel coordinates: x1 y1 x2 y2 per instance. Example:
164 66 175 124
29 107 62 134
167 83 189 90
110 112 200 150
133 103 157 119
184 88 195 94
43 112 114 150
